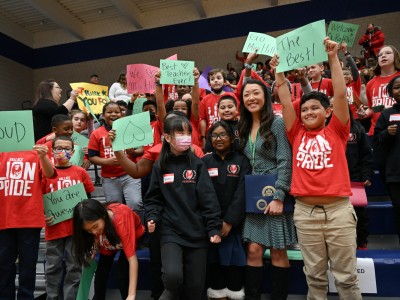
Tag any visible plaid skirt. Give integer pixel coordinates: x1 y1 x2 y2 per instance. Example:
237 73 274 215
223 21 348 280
242 212 297 249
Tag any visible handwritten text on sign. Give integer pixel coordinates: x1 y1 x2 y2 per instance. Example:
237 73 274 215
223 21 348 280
112 111 154 151
70 82 109 115
276 20 327 73
43 183 87 226
0 111 35 152
242 32 277 57
160 59 195 85
127 64 159 94
327 21 359 47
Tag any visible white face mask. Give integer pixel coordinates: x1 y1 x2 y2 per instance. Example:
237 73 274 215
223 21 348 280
172 135 192 152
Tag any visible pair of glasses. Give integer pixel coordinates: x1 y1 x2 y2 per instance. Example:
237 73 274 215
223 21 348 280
53 147 73 153
211 132 229 140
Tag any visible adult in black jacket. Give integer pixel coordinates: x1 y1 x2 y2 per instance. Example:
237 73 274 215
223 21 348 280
33 79 78 141
374 75 400 241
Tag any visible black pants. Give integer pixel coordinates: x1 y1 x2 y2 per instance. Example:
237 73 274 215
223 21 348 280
93 251 129 300
354 206 369 246
160 243 207 300
149 229 164 299
387 182 400 238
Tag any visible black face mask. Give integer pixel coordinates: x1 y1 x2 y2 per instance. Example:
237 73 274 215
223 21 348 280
211 86 224 94
149 111 156 122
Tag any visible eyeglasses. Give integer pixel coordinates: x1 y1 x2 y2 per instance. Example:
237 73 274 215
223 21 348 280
53 147 73 153
211 132 229 140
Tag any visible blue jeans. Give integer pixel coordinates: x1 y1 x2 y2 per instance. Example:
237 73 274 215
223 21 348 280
0 228 41 300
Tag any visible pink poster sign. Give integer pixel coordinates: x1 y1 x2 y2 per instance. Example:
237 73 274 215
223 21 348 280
126 64 159 94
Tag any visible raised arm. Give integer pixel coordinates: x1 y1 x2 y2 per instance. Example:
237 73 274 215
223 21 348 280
154 71 166 123
270 54 297 131
33 144 54 178
326 37 348 125
191 68 200 120
341 42 359 81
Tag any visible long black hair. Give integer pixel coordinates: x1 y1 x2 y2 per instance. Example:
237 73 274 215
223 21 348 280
237 79 275 151
72 199 121 267
159 115 194 173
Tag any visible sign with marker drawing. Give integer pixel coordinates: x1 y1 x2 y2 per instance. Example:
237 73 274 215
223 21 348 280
111 111 153 151
242 32 277 57
327 21 359 47
160 59 195 85
70 82 109 115
126 64 159 94
0 111 35 152
276 20 327 73
43 183 87 226
71 131 89 148
328 258 377 293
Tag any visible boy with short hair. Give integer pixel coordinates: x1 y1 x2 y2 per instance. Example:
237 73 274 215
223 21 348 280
271 38 362 299
199 68 238 148
41 135 94 300
307 62 334 96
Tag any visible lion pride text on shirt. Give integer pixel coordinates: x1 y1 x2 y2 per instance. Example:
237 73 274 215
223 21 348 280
296 134 333 170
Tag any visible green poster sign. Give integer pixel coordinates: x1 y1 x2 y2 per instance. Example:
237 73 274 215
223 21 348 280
70 145 85 167
276 20 327 73
242 32 277 57
0 111 35 152
327 21 359 47
71 131 89 148
112 112 154 151
133 97 147 115
160 59 195 85
43 182 88 225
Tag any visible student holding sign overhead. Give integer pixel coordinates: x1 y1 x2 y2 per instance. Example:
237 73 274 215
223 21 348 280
33 79 79 142
40 135 94 300
0 144 54 300
271 37 362 299
88 102 143 211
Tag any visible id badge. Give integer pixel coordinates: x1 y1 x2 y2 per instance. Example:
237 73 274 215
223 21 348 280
208 168 219 177
163 173 174 184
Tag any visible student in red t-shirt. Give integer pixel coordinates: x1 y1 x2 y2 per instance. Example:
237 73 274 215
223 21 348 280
0 144 54 299
199 69 238 149
363 45 400 136
73 200 144 300
88 102 142 211
41 136 94 300
306 62 334 96
271 37 362 299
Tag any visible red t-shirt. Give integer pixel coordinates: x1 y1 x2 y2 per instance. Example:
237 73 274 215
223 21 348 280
366 71 400 136
88 126 134 178
42 165 95 241
97 203 145 258
346 77 362 120
286 114 351 197
141 119 163 161
272 103 283 118
199 92 238 132
0 151 45 229
310 78 334 96
36 133 53 145
291 83 303 102
141 143 204 162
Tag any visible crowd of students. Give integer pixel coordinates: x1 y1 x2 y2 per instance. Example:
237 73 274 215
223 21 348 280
1 33 400 300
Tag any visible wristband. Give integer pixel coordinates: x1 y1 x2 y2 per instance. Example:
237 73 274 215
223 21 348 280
244 63 253 70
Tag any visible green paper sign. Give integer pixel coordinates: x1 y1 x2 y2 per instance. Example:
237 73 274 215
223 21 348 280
160 59 195 85
242 32 277 57
71 131 89 148
276 20 327 73
327 21 359 47
84 100 99 123
0 111 35 152
133 97 147 115
76 259 97 300
70 145 85 167
43 182 88 225
112 112 154 151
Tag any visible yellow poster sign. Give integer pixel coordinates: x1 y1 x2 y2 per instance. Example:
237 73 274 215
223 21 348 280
70 82 110 115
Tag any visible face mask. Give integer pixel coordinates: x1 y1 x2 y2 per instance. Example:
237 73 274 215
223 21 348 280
149 111 156 122
211 86 224 94
173 135 192 152
53 151 72 163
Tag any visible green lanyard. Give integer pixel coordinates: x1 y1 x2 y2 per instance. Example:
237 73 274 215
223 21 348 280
248 130 258 167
